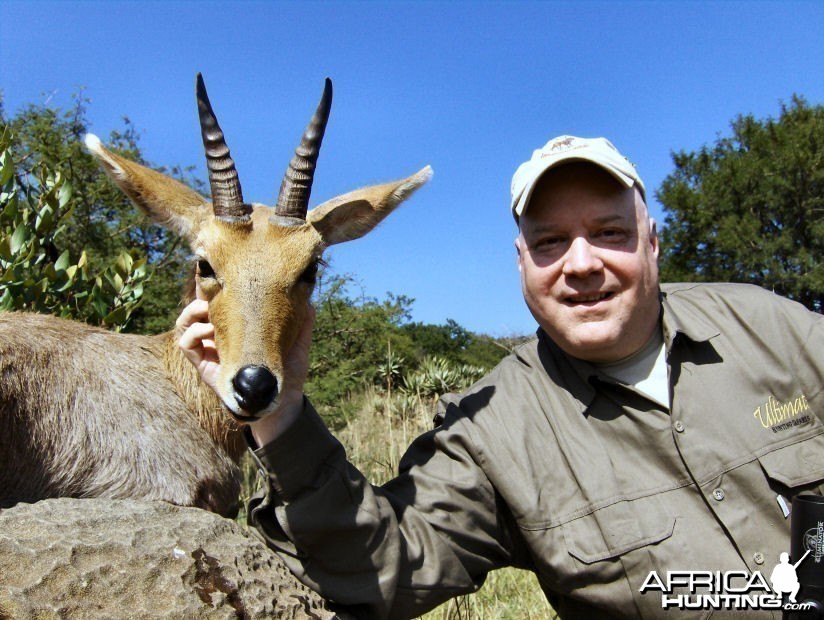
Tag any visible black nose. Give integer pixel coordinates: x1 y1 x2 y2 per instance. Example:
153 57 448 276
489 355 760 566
232 365 278 414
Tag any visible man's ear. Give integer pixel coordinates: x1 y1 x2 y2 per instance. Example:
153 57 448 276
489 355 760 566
514 236 524 273
307 167 431 246
648 217 659 260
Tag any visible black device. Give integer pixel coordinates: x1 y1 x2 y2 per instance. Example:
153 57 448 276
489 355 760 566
789 493 824 618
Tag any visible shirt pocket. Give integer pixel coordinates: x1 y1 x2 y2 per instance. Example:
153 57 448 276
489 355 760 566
560 495 677 565
758 431 824 496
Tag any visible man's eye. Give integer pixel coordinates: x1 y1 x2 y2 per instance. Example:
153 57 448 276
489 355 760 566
535 237 565 250
197 259 216 278
597 229 628 242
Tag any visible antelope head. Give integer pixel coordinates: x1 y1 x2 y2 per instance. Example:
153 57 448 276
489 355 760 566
85 74 431 422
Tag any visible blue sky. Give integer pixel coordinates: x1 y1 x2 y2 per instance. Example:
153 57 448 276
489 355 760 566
2 0 822 335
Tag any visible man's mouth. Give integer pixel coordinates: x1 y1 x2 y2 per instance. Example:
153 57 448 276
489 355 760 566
565 292 614 305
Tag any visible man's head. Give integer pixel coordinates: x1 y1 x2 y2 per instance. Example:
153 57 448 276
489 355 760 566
512 136 661 363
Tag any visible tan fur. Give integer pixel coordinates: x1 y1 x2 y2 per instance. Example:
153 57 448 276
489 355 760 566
0 314 242 515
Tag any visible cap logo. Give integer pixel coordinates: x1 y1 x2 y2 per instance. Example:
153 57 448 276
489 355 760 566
549 136 575 151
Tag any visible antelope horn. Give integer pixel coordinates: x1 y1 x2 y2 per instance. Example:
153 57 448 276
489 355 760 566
196 73 250 221
274 78 332 222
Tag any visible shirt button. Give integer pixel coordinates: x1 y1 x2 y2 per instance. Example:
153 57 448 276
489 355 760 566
713 488 725 501
753 552 765 565
674 421 685 433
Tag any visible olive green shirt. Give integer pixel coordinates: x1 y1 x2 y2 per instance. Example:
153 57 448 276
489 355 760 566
246 283 824 619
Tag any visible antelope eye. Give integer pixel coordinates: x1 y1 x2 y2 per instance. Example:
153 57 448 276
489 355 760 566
299 261 319 284
197 259 216 279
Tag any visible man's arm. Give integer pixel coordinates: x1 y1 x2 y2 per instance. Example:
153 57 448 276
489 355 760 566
178 299 515 619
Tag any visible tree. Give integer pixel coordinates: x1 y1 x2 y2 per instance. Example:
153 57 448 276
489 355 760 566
657 96 824 312
305 273 516 425
306 273 418 424
403 318 513 369
402 319 471 362
1 93 200 332
0 127 149 330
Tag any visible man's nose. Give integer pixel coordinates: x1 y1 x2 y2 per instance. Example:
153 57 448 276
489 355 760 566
562 237 603 277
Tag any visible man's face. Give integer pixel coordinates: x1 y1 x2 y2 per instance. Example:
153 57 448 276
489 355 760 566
515 163 660 363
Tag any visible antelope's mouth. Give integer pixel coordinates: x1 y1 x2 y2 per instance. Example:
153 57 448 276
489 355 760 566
227 408 261 424
224 394 279 424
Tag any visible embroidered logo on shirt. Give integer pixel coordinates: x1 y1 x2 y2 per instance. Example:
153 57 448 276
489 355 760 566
753 393 811 433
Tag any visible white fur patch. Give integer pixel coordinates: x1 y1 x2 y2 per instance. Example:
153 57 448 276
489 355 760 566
393 165 434 201
84 133 126 180
83 133 103 153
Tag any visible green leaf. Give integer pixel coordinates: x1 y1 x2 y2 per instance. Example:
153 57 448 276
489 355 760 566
0 288 13 311
57 204 75 225
42 263 57 281
35 204 55 233
0 150 14 187
1 192 19 220
10 224 29 254
103 306 128 327
54 249 71 272
107 272 124 292
114 252 133 277
0 235 12 261
90 292 109 319
57 181 73 208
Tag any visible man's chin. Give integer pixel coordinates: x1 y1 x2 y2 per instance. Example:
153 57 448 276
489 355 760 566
549 326 622 361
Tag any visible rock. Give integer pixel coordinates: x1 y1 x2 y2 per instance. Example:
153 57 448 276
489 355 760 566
0 498 350 619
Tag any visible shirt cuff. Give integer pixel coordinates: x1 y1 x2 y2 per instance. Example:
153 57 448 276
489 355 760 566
247 399 343 501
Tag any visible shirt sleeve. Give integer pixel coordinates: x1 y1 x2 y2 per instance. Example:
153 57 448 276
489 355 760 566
245 398 516 620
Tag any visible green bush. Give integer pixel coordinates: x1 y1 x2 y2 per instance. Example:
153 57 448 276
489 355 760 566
0 127 149 331
2 93 195 333
400 355 487 400
307 274 518 427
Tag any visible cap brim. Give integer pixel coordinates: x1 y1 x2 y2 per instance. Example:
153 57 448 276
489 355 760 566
512 154 641 218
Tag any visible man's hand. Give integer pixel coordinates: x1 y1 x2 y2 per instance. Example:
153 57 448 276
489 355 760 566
249 305 316 446
177 298 221 394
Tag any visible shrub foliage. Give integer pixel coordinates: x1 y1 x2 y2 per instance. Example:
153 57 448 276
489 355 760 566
658 96 824 312
0 126 148 330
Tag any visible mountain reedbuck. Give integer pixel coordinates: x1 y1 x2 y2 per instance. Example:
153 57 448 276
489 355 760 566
0 75 431 516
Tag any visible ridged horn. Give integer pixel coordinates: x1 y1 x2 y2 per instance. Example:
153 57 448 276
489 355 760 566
274 78 332 221
196 73 249 221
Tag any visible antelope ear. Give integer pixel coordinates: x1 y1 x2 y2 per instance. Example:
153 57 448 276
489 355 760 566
307 166 432 246
84 134 210 242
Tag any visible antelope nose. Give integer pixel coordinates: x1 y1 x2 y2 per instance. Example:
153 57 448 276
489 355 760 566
232 365 278 414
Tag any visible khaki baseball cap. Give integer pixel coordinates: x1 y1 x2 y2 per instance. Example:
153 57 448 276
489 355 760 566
510 135 645 218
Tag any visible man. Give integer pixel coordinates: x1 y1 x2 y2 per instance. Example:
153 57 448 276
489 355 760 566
178 135 824 618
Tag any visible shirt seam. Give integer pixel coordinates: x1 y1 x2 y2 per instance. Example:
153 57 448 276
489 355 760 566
517 477 695 530
691 425 824 487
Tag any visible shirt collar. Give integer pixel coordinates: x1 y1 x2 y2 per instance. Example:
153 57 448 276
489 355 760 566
659 284 721 346
537 286 720 394
536 329 597 408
